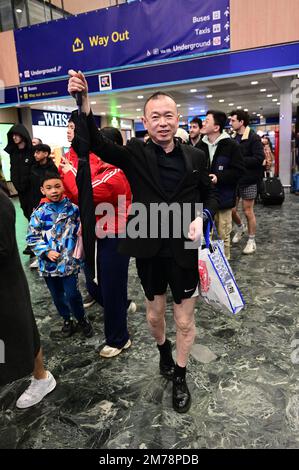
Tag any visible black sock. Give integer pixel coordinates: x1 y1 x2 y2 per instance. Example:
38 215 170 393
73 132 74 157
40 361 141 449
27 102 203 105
174 363 186 379
157 339 174 364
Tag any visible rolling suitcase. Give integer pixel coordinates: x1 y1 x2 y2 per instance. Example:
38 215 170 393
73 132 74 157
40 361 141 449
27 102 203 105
260 172 285 205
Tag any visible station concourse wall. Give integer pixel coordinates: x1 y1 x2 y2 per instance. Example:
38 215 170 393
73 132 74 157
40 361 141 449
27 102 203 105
1 0 299 89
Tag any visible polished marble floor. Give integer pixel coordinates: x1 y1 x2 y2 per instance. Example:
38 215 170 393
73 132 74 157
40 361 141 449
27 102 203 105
0 194 299 449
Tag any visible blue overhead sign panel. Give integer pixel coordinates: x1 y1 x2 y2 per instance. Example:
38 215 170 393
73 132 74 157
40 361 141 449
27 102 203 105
88 43 299 94
15 0 230 83
18 80 69 102
0 87 19 107
12 42 299 107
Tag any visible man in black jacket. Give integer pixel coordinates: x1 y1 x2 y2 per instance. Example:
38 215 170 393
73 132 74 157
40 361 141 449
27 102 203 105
198 110 244 259
30 143 59 211
5 124 34 221
229 110 264 255
189 116 203 148
68 70 218 413
5 124 34 256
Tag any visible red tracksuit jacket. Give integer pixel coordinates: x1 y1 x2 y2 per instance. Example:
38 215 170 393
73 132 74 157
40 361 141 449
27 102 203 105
59 147 132 236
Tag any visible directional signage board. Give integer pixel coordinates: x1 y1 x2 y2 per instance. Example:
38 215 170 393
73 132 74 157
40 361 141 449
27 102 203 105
15 0 230 83
0 87 19 107
18 80 69 103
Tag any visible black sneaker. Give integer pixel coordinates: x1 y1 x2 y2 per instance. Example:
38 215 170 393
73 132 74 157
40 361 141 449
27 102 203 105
61 319 75 337
83 294 96 308
23 245 34 256
77 316 94 338
172 376 191 413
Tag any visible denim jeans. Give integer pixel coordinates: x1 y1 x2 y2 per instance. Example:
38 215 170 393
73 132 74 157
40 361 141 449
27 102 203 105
45 274 85 321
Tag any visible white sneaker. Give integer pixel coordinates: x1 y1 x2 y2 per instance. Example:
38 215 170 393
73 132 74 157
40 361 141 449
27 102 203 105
243 239 256 255
99 339 131 358
83 294 96 308
127 301 137 314
16 371 56 409
232 226 246 244
29 258 38 269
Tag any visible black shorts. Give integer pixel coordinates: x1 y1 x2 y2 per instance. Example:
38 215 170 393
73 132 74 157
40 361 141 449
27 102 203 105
136 257 199 305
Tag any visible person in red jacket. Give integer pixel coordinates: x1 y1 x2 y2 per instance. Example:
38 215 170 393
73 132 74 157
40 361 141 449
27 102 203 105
60 121 133 358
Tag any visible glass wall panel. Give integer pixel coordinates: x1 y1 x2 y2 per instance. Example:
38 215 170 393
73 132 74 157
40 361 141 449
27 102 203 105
28 0 46 25
13 0 28 28
0 0 14 32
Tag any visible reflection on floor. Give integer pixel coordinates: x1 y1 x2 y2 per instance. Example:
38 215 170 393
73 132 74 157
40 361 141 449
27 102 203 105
0 195 299 449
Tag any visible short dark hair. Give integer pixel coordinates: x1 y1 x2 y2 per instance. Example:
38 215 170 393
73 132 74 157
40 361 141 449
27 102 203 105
190 117 203 128
229 110 250 127
206 110 227 133
143 91 176 115
40 172 61 187
100 126 123 146
34 143 51 155
33 138 42 144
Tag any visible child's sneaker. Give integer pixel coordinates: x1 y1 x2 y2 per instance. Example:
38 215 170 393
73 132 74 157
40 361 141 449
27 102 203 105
77 316 94 338
83 294 96 308
29 258 38 269
61 319 75 337
16 371 56 409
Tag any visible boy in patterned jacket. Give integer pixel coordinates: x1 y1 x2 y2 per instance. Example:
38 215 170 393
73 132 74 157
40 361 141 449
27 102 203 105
27 173 93 338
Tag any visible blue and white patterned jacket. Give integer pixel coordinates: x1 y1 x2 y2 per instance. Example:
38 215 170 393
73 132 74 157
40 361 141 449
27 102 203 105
27 197 80 277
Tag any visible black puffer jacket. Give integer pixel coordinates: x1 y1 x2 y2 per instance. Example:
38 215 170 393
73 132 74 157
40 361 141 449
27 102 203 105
232 127 264 185
30 158 59 210
4 124 34 192
197 136 245 209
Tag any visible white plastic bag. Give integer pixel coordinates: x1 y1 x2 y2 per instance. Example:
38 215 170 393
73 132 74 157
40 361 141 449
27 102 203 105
198 212 245 314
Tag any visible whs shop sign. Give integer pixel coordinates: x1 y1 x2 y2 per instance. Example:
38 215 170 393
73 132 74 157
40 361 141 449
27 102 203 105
32 110 71 127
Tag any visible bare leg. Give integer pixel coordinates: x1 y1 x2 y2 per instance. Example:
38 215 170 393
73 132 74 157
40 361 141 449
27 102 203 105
232 197 242 225
146 294 167 345
242 199 256 236
173 297 197 367
33 348 48 380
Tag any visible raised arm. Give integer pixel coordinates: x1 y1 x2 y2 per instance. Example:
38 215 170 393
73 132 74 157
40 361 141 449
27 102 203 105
68 70 131 172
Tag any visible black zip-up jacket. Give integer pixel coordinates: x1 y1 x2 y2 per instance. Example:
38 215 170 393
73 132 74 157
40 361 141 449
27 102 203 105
72 111 219 270
30 158 59 210
4 124 34 193
197 137 245 209
232 127 264 185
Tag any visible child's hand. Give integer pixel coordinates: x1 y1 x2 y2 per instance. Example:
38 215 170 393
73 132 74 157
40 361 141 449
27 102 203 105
47 250 60 262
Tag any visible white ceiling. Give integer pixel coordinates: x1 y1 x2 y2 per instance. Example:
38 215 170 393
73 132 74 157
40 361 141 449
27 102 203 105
30 71 298 124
